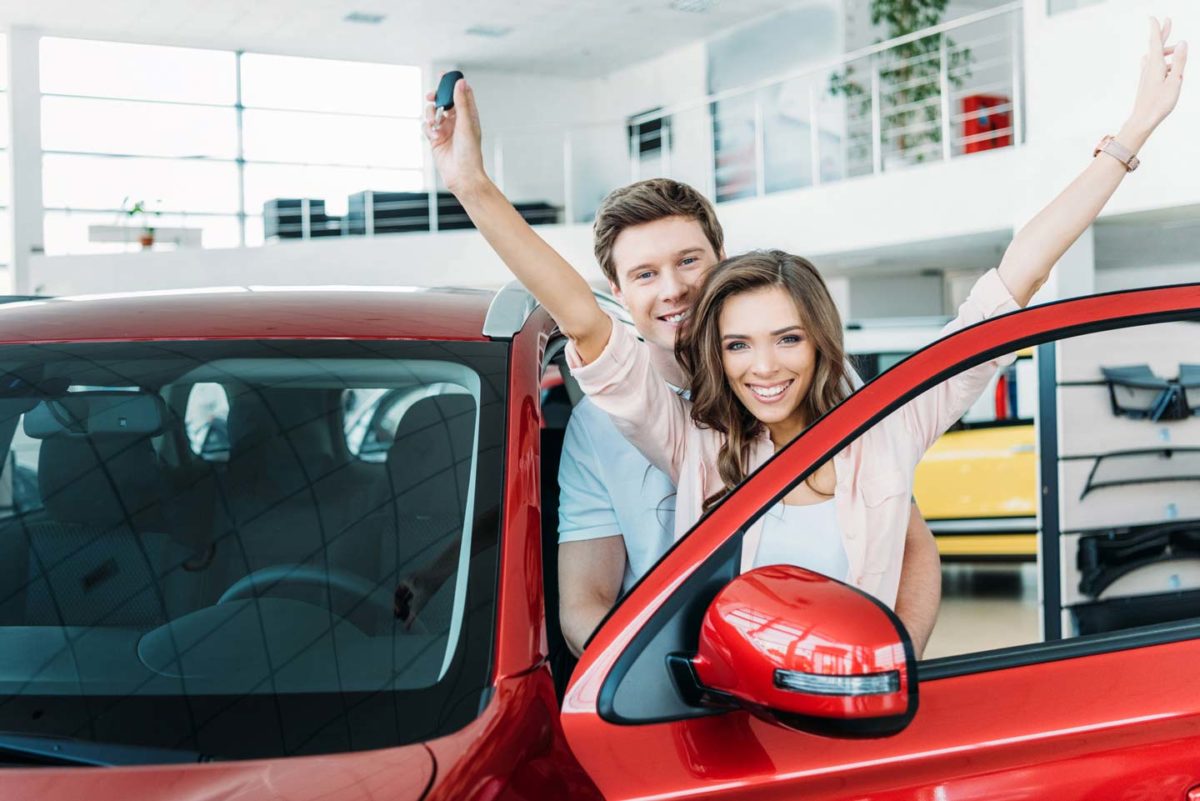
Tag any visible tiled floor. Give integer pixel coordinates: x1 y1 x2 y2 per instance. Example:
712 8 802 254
924 563 1042 660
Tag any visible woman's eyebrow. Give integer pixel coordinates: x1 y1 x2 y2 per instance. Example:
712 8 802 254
722 325 803 341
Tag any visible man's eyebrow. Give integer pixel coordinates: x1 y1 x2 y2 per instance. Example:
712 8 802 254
721 325 804 340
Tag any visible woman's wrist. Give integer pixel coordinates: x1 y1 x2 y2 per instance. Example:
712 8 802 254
1115 117 1156 153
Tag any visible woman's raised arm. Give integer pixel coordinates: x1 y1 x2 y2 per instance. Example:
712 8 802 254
425 77 613 363
998 17 1186 307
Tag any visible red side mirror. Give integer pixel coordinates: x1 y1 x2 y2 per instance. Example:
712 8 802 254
674 565 917 737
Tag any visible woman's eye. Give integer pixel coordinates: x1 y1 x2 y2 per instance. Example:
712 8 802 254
725 341 748 352
779 335 802 345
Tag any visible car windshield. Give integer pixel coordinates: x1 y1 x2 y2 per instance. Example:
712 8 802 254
0 338 506 761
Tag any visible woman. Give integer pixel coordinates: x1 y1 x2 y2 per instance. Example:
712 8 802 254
427 19 1186 608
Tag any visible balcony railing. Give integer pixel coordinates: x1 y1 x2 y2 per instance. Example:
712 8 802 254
267 2 1023 240
490 0 1024 224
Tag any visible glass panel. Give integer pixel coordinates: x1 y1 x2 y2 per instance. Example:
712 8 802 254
240 53 422 117
242 109 422 169
43 211 243 255
0 34 7 90
244 215 265 247
243 163 422 217
0 211 10 263
1048 0 1104 13
0 100 8 150
42 96 238 158
42 154 240 214
0 157 9 205
40 38 236 104
0 338 505 760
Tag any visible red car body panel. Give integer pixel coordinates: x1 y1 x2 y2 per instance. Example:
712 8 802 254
0 289 492 343
0 743 435 801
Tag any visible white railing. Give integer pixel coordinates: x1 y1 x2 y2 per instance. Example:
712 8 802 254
271 2 1023 239
489 1 1024 224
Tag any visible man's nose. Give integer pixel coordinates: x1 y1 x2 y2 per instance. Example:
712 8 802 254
659 267 684 302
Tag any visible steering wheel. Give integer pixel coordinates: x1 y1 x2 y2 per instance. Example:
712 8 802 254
217 564 428 634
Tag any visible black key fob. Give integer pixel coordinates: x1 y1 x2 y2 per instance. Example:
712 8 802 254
436 70 464 110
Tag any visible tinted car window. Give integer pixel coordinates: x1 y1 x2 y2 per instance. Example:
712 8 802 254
0 339 506 761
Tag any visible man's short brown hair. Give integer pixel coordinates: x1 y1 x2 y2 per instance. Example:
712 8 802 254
592 178 724 287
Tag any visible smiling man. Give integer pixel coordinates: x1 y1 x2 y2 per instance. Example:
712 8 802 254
556 178 942 660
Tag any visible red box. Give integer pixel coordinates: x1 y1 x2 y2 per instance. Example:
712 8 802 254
961 93 1012 153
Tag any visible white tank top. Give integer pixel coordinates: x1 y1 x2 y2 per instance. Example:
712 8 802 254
751 499 849 580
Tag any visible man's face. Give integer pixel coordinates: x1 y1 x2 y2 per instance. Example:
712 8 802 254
609 216 723 350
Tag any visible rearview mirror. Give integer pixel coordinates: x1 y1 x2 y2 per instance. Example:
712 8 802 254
669 565 917 737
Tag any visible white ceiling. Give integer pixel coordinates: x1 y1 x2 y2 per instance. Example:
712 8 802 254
0 0 809 78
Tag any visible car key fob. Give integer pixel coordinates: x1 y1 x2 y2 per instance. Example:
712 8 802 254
434 70 464 126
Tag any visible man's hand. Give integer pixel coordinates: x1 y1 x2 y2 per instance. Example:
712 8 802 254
423 75 488 196
394 574 431 630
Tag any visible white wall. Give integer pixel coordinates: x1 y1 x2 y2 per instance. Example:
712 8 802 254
1096 261 1200 292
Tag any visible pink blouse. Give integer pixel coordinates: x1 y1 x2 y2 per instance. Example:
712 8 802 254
566 268 1020 608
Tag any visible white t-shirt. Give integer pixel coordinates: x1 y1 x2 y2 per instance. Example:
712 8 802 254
752 499 849 580
557 398 675 594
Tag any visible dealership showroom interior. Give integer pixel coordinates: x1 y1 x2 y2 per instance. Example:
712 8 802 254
0 0 1197 795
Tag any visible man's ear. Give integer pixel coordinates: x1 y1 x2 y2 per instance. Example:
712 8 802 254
717 249 727 261
608 279 626 307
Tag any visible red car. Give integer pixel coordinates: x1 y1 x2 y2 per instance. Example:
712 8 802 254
0 282 1196 800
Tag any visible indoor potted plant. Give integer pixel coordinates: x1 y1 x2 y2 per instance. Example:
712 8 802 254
122 197 162 249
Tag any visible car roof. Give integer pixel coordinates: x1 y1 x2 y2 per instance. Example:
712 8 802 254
0 286 497 344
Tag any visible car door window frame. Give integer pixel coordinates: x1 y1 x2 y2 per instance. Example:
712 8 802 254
568 285 1200 723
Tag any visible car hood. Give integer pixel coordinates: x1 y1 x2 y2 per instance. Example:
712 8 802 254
0 743 435 801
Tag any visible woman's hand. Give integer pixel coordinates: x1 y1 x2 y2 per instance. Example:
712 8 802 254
423 75 488 196
1126 17 1187 136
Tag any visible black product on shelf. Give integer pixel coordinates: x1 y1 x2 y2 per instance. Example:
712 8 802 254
1077 447 1200 500
1076 519 1200 598
346 191 560 235
263 199 343 239
1073 588 1200 635
1101 364 1200 422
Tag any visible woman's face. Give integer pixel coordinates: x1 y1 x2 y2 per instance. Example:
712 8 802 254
718 285 816 436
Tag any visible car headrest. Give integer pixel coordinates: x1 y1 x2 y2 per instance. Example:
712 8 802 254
38 434 162 527
23 392 166 439
227 388 338 465
384 394 476 521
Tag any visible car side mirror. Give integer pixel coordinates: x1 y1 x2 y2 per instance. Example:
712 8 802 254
668 565 917 737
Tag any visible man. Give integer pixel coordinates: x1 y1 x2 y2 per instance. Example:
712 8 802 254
555 179 941 658
421 76 941 658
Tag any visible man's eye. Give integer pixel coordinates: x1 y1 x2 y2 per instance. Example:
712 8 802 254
681 257 699 267
636 271 655 281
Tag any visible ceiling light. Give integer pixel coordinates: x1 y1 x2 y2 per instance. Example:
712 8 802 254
344 11 386 24
465 24 514 38
671 0 720 12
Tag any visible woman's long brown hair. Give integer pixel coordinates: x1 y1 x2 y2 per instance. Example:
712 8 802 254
676 250 850 511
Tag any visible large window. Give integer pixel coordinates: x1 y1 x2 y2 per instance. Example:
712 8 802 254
38 38 423 255
0 34 9 280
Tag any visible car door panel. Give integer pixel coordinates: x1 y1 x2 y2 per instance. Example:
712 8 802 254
561 286 1200 800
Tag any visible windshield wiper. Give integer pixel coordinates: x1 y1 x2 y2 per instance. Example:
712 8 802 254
0 731 212 767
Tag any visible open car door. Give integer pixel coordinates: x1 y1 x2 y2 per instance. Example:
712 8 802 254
560 284 1200 801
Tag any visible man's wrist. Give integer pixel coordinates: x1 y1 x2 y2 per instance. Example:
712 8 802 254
450 173 495 204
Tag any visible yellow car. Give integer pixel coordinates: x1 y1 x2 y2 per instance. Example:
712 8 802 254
848 322 1038 561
